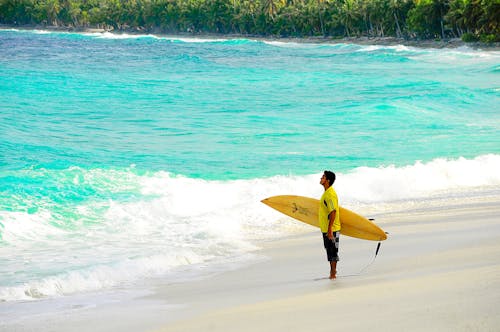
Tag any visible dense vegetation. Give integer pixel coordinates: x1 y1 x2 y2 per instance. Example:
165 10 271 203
1 0 498 42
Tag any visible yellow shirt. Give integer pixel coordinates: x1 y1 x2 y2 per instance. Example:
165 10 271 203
319 186 341 233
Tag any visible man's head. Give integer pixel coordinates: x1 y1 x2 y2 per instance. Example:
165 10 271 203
323 170 336 186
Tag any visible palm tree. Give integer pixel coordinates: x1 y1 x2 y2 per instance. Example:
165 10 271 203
43 0 62 26
340 0 358 37
390 0 403 37
408 0 448 39
446 0 467 36
317 0 327 36
434 0 449 39
262 0 286 19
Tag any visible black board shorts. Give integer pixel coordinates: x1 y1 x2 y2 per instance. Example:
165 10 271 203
322 231 340 262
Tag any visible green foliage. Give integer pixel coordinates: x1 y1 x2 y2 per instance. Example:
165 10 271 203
407 0 450 39
461 32 479 42
0 0 498 41
479 33 499 43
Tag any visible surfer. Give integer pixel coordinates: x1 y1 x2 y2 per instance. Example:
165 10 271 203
319 170 341 279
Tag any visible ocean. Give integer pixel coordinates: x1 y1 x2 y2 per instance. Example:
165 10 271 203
1 29 499 306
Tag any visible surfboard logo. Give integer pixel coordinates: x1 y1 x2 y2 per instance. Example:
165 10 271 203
292 203 311 216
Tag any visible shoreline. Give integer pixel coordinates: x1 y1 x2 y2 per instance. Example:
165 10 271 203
3 196 499 331
2 24 499 50
155 198 500 332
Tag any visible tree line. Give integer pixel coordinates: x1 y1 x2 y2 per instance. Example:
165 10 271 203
0 0 498 42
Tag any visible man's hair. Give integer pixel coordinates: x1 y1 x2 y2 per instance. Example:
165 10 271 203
324 170 336 185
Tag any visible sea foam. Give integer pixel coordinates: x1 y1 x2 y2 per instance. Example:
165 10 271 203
1 154 499 302
337 154 500 204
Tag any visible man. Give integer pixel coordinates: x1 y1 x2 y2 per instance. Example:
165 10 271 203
319 170 341 279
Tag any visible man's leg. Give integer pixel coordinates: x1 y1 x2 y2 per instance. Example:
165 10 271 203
330 261 337 279
329 231 340 279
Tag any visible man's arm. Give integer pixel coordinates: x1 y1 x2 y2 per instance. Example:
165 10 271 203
327 209 336 239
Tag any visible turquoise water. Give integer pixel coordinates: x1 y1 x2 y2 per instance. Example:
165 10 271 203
2 31 499 178
1 29 499 302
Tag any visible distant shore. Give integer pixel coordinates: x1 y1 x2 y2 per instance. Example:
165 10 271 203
2 24 499 50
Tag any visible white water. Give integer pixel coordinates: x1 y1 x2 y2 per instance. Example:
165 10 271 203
1 154 500 302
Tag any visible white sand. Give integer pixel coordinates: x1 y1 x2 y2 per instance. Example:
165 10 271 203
3 200 500 332
154 200 500 332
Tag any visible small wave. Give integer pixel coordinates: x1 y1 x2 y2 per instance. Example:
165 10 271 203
82 31 245 44
82 31 160 40
32 29 54 35
157 36 229 43
406 45 500 64
1 154 499 301
262 40 313 48
336 154 500 205
0 250 212 302
353 44 413 53
262 39 358 51
1 28 244 44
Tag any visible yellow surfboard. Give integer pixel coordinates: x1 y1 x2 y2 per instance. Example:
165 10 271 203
261 195 387 241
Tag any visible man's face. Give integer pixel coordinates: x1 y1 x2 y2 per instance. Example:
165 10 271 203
320 174 328 186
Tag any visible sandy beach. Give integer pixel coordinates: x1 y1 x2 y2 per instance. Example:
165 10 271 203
151 198 500 332
2 196 500 332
